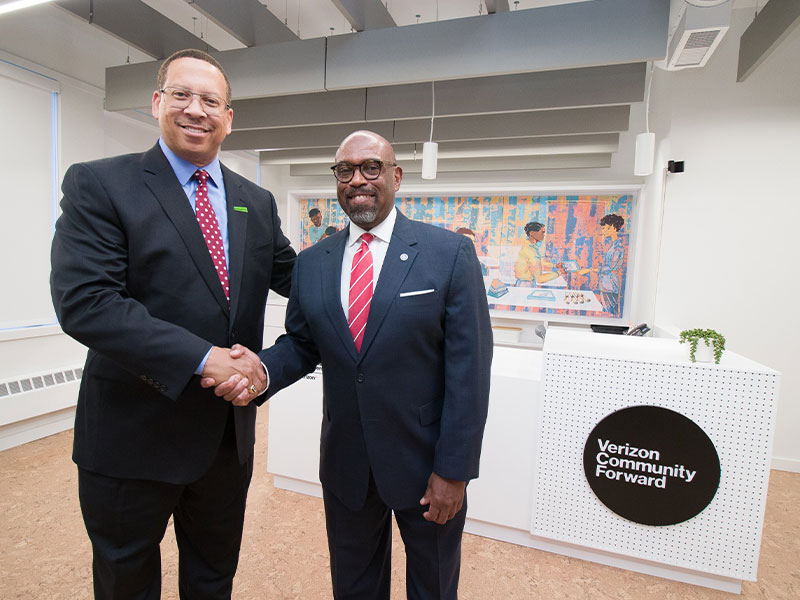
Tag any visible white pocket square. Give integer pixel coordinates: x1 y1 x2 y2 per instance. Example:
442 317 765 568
399 289 435 298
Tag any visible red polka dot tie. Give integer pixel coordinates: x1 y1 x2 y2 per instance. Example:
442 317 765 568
348 233 374 352
193 169 229 302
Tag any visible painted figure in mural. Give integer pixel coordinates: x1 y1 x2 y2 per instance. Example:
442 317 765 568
514 221 561 287
308 207 325 244
456 227 488 275
578 213 625 316
320 225 338 241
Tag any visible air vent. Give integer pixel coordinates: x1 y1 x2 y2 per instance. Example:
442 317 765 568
0 367 83 398
662 1 731 71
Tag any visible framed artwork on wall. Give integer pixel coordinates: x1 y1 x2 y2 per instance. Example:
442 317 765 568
290 188 638 323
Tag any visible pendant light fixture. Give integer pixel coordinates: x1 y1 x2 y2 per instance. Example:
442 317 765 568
422 81 438 180
634 63 655 176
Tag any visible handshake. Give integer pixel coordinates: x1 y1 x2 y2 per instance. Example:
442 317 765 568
200 344 266 406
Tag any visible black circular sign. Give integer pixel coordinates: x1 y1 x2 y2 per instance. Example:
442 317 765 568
583 405 720 526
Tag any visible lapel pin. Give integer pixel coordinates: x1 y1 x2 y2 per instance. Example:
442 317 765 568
400 253 408 261
233 206 248 213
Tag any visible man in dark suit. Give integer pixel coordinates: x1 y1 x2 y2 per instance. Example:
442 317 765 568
50 49 295 599
211 130 492 599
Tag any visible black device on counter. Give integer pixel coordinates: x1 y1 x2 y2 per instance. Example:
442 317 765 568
626 323 650 336
590 324 629 335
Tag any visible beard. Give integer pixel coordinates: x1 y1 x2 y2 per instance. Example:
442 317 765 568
347 203 378 226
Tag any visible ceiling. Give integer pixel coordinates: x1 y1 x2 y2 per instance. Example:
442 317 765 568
5 0 772 175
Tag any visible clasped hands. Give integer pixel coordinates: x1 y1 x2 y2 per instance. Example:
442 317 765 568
200 344 265 406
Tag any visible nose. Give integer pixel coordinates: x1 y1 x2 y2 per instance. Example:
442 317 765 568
183 93 206 116
350 166 368 186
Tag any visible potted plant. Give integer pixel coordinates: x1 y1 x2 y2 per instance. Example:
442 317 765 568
679 328 725 364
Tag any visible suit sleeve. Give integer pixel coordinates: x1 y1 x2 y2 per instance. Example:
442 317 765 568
50 162 211 400
256 256 321 403
433 236 493 481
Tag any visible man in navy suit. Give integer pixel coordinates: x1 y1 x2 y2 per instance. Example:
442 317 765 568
212 130 492 598
50 49 295 599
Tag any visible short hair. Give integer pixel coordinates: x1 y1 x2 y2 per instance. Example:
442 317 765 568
308 208 321 217
599 214 624 231
157 49 231 104
455 227 475 236
524 221 544 235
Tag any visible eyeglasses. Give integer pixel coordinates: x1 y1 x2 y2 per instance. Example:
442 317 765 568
159 87 230 115
330 160 396 183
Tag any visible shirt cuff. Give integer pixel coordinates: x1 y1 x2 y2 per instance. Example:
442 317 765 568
259 361 270 396
195 346 213 375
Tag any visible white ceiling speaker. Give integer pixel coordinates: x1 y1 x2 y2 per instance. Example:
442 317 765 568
660 0 731 71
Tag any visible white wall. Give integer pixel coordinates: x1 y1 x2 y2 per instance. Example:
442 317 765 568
649 9 800 469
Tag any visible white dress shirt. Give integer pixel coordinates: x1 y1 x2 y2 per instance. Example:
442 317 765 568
340 207 397 317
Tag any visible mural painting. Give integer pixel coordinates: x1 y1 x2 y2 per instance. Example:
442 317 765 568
298 194 634 319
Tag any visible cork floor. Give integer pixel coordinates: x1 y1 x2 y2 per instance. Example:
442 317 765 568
1 410 798 599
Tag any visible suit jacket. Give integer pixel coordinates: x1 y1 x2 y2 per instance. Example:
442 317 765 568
261 211 492 510
50 143 296 484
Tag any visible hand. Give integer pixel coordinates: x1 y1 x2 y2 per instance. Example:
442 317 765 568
419 472 466 525
200 345 266 406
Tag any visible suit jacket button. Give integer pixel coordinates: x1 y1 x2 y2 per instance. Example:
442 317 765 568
140 375 147 382
356 374 365 383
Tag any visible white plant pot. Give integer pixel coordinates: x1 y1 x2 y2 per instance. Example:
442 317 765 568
694 340 715 363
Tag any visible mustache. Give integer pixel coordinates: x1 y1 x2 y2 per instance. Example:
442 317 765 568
345 189 376 199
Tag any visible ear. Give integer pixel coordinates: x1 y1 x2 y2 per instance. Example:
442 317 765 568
393 165 403 191
224 106 233 135
151 90 162 120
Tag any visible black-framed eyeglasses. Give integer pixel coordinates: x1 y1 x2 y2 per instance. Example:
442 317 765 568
330 160 396 183
159 87 231 115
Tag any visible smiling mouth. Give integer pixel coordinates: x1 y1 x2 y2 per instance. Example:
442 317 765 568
179 123 210 134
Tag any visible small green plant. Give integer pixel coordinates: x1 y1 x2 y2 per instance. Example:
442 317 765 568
679 328 726 364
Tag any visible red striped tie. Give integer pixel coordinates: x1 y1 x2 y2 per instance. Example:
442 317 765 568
348 233 374 352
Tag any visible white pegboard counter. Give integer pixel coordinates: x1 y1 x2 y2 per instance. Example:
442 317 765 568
528 327 780 592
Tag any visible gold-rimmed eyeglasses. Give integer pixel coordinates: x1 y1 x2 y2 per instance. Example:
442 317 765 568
330 160 396 183
159 87 230 115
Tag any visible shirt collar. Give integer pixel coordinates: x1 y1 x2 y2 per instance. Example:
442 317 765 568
158 137 223 189
348 206 397 247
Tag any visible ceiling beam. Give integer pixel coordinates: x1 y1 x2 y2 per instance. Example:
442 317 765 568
186 0 298 47
737 0 800 82
56 0 214 59
223 106 630 151
330 0 397 32
288 154 613 176
485 0 510 14
106 38 327 111
227 63 643 131
325 0 667 89
105 0 666 107
365 63 644 122
259 134 620 164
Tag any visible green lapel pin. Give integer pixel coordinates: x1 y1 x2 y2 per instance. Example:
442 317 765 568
233 206 248 213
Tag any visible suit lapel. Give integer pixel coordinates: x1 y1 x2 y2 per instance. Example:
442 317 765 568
320 230 359 362
359 212 418 358
223 166 247 325
141 145 230 316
